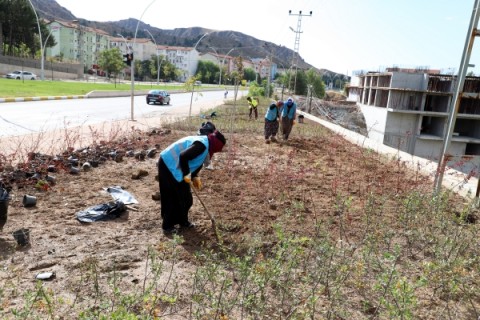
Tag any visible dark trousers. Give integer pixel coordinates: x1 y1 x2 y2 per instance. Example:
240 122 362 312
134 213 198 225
158 158 192 229
264 119 279 139
249 107 258 119
281 117 294 140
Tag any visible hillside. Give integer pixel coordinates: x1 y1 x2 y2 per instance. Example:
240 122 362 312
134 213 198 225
0 100 478 318
31 0 340 77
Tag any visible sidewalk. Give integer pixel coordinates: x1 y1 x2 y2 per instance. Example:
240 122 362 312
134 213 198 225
298 110 479 201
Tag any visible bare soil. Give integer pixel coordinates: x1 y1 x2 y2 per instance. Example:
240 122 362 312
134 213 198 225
0 110 475 318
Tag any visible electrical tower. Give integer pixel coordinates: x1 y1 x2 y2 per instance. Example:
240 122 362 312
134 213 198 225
289 10 312 95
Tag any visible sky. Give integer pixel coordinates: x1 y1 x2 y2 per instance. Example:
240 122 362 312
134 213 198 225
54 0 479 76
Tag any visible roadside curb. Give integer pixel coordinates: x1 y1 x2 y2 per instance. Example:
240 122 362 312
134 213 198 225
0 88 221 103
0 95 86 103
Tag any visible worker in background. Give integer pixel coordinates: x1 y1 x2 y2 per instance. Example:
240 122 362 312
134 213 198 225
247 96 259 120
280 97 297 141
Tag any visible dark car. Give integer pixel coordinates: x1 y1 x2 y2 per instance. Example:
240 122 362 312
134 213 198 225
146 90 170 105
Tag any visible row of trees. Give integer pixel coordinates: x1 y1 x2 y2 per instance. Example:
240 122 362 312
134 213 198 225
97 48 182 83
195 59 257 86
194 57 326 98
0 0 55 57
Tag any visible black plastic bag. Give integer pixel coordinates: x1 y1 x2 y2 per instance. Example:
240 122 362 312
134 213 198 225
76 200 126 223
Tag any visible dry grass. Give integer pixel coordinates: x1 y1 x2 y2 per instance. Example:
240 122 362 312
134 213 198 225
0 99 478 319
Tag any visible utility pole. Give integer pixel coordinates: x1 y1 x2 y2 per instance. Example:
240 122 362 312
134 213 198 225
144 29 160 85
434 0 480 195
27 0 44 80
289 10 312 95
130 0 157 121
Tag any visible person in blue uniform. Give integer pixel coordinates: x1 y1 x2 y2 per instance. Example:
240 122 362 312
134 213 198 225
157 130 226 234
280 97 297 140
264 100 282 143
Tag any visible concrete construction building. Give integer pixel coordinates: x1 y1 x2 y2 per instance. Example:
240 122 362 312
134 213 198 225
347 68 480 166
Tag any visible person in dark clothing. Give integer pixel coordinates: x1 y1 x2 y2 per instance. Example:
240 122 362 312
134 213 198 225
157 130 226 234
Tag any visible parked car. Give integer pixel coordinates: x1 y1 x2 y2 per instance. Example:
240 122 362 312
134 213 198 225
146 90 170 105
6 70 37 80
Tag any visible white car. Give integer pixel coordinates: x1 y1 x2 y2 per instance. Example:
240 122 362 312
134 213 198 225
6 70 37 80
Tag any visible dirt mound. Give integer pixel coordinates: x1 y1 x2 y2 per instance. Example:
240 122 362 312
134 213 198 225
324 90 347 101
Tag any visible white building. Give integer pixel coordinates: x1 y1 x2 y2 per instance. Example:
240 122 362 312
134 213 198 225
156 45 199 82
110 37 157 61
45 20 199 81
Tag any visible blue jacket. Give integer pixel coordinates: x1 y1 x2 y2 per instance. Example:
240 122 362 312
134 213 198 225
265 105 278 121
281 101 297 120
160 136 209 182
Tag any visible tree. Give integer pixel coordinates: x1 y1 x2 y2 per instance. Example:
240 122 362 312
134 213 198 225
306 68 325 98
97 48 124 86
248 81 264 97
292 69 325 98
243 68 256 82
137 59 152 81
149 54 166 82
259 79 274 98
195 60 219 84
0 0 42 57
161 60 178 82
275 71 291 99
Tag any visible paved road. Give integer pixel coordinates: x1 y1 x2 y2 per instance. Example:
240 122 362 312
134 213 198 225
0 89 245 158
0 90 242 137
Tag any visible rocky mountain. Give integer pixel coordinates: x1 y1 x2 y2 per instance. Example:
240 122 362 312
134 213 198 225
31 0 339 77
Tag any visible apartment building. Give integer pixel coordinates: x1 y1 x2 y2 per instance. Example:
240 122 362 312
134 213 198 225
46 20 110 71
45 20 199 81
110 37 157 61
348 68 480 162
154 45 201 82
